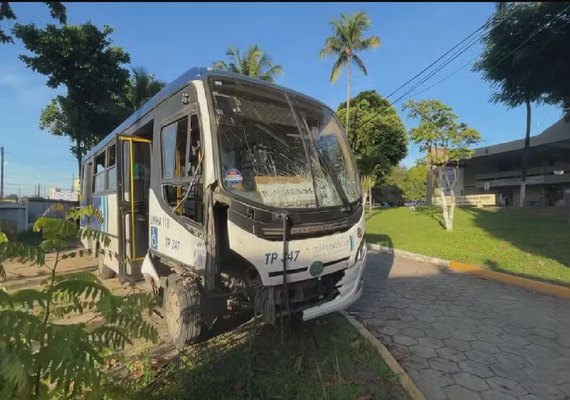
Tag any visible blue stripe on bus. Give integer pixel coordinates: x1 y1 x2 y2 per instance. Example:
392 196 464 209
101 196 107 233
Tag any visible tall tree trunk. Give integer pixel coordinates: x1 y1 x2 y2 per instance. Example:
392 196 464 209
445 166 458 232
426 144 433 206
368 184 372 214
76 109 83 177
519 99 531 207
76 138 82 178
346 60 351 135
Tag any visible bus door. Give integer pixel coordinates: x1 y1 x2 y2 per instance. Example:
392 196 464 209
117 135 152 283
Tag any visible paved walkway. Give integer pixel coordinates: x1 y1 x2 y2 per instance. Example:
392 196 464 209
349 251 570 400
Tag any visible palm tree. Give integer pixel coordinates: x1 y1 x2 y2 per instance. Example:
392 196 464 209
124 66 166 111
495 1 512 13
320 11 380 134
211 45 283 83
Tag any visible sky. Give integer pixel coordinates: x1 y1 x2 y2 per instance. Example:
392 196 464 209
0 2 564 197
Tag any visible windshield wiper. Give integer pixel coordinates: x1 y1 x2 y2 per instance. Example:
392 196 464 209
298 115 351 212
285 94 320 208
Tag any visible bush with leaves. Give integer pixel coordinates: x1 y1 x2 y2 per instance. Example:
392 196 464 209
0 206 158 399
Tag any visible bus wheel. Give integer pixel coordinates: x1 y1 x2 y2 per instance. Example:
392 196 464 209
98 252 115 279
163 275 203 349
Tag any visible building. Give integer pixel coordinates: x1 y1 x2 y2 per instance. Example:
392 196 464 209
48 178 81 202
461 118 570 207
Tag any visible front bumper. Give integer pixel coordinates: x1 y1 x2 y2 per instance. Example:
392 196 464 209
302 247 367 321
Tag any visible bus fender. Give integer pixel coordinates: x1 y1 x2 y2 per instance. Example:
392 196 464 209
141 253 160 293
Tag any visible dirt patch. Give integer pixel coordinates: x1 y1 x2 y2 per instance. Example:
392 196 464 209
2 247 97 288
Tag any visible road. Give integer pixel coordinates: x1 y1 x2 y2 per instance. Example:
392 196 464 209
349 251 570 400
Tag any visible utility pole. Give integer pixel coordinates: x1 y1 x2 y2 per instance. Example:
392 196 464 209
0 146 4 202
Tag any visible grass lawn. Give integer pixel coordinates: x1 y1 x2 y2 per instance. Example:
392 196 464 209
366 206 570 286
103 314 406 400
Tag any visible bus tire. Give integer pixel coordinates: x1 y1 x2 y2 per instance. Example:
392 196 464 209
163 275 203 349
98 252 115 279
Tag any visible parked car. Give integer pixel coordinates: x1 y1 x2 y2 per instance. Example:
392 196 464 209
404 200 426 207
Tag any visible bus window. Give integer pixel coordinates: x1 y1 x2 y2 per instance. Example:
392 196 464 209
162 117 188 179
82 162 93 202
161 115 203 224
93 152 106 193
107 144 116 190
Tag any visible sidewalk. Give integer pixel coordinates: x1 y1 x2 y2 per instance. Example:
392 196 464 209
349 251 570 400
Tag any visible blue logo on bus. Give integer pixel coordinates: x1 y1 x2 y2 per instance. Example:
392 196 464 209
151 226 158 250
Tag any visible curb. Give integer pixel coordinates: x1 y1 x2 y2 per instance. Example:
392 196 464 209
367 243 570 299
367 243 450 268
448 260 570 299
342 311 426 400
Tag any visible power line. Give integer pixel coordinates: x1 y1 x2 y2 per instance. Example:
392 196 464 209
4 182 35 186
5 150 72 182
410 55 480 98
386 3 523 104
385 23 487 100
5 151 46 175
352 4 539 132
399 2 570 102
391 32 484 105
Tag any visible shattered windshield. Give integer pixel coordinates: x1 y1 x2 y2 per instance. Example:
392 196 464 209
210 78 360 209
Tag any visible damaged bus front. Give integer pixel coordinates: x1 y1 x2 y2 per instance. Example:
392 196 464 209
207 76 367 325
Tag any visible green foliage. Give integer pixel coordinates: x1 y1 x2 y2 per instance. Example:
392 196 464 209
474 3 570 205
405 164 429 201
384 164 429 202
320 11 380 134
475 2 570 113
475 3 544 108
404 99 480 165
123 66 166 111
319 11 380 84
337 90 408 182
404 99 480 231
0 2 66 44
212 45 283 83
13 22 131 173
0 206 158 399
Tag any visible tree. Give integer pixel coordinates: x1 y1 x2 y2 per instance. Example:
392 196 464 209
385 165 408 189
337 90 407 212
0 2 65 43
320 11 380 135
123 66 166 112
13 22 131 174
404 99 480 232
0 206 157 398
380 164 428 204
377 165 407 205
211 45 283 83
387 164 429 202
526 3 570 116
474 2 570 206
404 164 429 202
